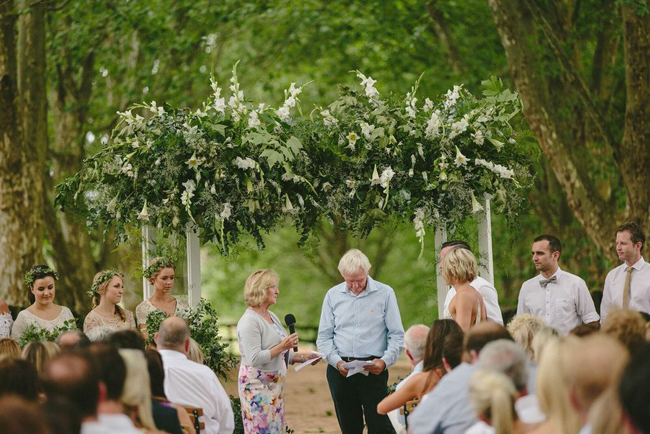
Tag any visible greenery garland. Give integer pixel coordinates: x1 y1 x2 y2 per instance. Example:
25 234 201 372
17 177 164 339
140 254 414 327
18 318 78 347
24 265 59 289
143 257 175 279
56 66 534 254
87 269 123 298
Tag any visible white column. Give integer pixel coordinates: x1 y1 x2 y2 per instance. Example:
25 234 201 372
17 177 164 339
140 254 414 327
477 194 494 285
186 224 202 307
141 225 157 300
434 225 447 318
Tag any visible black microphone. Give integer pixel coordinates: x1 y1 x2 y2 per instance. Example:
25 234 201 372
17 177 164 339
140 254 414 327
284 313 298 352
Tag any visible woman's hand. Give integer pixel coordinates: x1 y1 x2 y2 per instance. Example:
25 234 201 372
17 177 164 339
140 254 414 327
291 351 321 365
278 333 299 352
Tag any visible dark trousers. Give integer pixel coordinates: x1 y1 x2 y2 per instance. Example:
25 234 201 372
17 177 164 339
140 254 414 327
326 364 396 434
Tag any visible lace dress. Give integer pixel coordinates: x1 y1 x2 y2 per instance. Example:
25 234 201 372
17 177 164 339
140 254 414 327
11 306 75 343
135 298 189 327
83 309 136 334
0 312 13 339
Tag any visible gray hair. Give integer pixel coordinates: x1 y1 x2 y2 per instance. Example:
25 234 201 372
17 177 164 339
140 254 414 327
478 339 529 391
86 326 117 343
157 317 190 350
404 324 429 361
338 249 371 276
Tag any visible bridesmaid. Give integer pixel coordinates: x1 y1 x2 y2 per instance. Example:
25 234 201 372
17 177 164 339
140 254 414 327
84 270 136 333
135 258 188 338
0 297 12 339
11 265 75 343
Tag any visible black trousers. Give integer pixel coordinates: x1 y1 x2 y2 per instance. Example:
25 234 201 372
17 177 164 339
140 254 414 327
326 364 396 434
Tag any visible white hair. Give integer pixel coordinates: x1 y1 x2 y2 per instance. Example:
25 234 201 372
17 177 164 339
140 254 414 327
478 339 529 391
404 324 429 360
338 249 371 276
86 326 117 342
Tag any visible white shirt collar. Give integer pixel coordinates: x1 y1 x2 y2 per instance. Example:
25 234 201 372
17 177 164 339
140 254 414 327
158 349 188 360
628 256 646 270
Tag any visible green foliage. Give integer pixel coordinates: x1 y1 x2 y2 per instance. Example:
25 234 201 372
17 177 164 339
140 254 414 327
145 299 236 380
18 318 78 347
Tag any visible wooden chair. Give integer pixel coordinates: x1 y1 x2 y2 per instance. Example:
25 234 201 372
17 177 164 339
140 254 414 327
183 405 205 434
400 399 419 430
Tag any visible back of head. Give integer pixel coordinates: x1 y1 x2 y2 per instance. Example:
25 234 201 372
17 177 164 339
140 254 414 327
0 337 21 360
0 396 51 434
188 338 204 364
469 369 516 434
619 343 650 434
423 319 463 371
403 324 429 362
565 334 628 414
42 394 82 434
56 330 90 350
41 351 99 419
531 326 560 364
478 339 529 391
157 316 190 351
144 349 166 398
0 358 40 401
87 343 126 401
442 247 478 285
506 314 546 360
108 329 145 351
536 338 581 434
86 325 118 343
464 322 513 359
21 341 56 375
119 349 155 430
442 328 465 370
602 308 646 355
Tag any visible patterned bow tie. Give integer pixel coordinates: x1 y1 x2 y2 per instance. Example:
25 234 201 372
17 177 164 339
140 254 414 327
539 276 557 288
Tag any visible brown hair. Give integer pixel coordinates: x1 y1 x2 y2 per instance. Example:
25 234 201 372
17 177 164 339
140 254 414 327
617 222 645 252
422 319 463 372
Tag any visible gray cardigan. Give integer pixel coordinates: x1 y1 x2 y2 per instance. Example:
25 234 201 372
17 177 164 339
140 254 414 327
237 309 294 371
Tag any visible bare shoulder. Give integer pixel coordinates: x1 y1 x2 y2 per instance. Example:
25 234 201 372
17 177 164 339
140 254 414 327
0 299 8 313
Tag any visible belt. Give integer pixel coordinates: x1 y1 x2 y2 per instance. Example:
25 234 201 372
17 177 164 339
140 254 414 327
340 356 378 362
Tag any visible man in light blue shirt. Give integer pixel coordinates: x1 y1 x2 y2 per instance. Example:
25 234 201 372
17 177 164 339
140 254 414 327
317 249 404 434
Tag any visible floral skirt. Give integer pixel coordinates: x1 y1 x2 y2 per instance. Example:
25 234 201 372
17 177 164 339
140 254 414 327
238 365 286 433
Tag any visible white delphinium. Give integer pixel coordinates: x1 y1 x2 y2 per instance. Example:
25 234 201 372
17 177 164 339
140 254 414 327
472 129 485 145
149 101 165 116
425 110 441 139
474 158 514 179
181 180 196 206
378 167 395 190
360 122 376 141
443 85 462 110
248 110 261 129
423 98 434 113
405 91 418 118
234 157 257 170
455 147 468 167
356 72 379 100
276 82 303 123
210 79 227 114
449 115 469 139
321 109 338 126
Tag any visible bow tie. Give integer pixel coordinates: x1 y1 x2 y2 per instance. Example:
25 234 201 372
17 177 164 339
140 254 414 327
539 276 557 288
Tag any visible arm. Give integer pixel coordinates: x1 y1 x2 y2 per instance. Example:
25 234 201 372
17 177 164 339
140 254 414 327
377 372 423 414
316 293 342 368
454 293 475 332
238 315 294 367
576 279 600 326
380 288 404 369
600 274 613 324
516 286 527 315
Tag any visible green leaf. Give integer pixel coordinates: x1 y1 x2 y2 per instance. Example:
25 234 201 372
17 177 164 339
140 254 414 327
286 136 302 155
260 149 284 168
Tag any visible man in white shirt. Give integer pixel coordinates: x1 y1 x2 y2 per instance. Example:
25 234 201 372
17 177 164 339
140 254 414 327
156 317 234 434
517 235 599 336
601 222 650 322
441 241 504 325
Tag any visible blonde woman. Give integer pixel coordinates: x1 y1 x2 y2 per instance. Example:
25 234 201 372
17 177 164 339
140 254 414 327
136 258 189 337
21 341 60 375
237 269 319 433
507 314 546 360
0 338 21 360
469 369 524 434
442 248 487 331
119 349 161 433
84 270 136 333
11 265 75 343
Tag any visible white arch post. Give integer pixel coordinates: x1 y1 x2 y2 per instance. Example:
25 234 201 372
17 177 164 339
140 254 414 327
435 193 494 318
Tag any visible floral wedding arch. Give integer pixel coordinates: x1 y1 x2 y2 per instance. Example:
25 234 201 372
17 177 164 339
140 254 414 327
57 65 532 316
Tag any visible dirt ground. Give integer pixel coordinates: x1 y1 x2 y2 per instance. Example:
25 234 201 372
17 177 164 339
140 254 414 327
223 356 413 433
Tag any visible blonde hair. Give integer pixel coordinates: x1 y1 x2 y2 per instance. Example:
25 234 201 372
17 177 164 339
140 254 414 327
0 338 21 359
507 314 546 360
188 338 204 365
244 269 279 307
536 338 581 434
602 308 646 353
531 326 560 364
442 247 478 285
589 387 626 434
92 271 126 322
469 369 517 434
21 341 60 375
338 249 371 276
119 349 156 430
146 257 175 282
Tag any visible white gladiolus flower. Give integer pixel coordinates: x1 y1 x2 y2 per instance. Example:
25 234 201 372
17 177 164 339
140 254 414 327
472 130 485 145
248 110 261 129
322 110 338 126
444 85 462 110
234 157 257 170
423 98 434 113
360 122 376 141
356 72 379 99
220 203 232 220
187 152 200 169
379 167 395 190
450 116 469 139
455 147 468 167
276 106 291 122
425 111 441 139
471 192 484 213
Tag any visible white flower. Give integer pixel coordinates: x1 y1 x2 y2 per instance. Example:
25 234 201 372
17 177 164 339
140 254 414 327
234 157 257 170
213 90 226 114
220 203 232 220
455 147 468 167
472 130 485 145
439 172 447 181
360 122 376 141
425 111 441 139
405 92 418 118
422 172 428 182
187 152 200 169
347 132 359 147
450 116 469 138
284 194 294 212
288 82 302 98
137 201 149 221
471 192 484 213
248 110 261 129
423 98 434 113
388 135 397 145
379 167 395 190
276 106 291 122
322 182 333 191
356 72 379 99
321 109 338 126
371 165 380 185
414 208 426 258
210 184 216 194
444 85 462 110
131 140 140 148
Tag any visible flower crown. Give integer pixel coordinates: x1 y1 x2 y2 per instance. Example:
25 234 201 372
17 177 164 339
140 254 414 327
87 270 124 298
24 265 59 289
143 257 175 279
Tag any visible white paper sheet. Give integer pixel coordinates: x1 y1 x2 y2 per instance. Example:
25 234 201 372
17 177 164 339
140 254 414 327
342 360 374 377
294 352 324 372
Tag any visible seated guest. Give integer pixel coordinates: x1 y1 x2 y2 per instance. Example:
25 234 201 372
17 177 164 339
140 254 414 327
85 344 142 433
377 319 462 414
569 323 599 338
398 324 429 388
469 370 523 434
530 326 560 364
0 358 40 401
441 247 487 331
409 322 514 434
507 314 546 360
84 270 136 333
601 308 646 355
21 341 59 375
0 396 51 434
42 395 82 434
145 348 196 434
12 265 75 343
109 329 146 351
565 334 629 434
0 337 21 360
156 316 234 434
119 349 158 431
441 328 465 372
55 330 90 350
188 338 204 364
619 343 650 434
86 325 117 343
0 297 12 339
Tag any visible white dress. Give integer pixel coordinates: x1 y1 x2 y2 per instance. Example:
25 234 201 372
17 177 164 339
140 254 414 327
11 306 75 343
0 312 13 338
135 298 189 327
